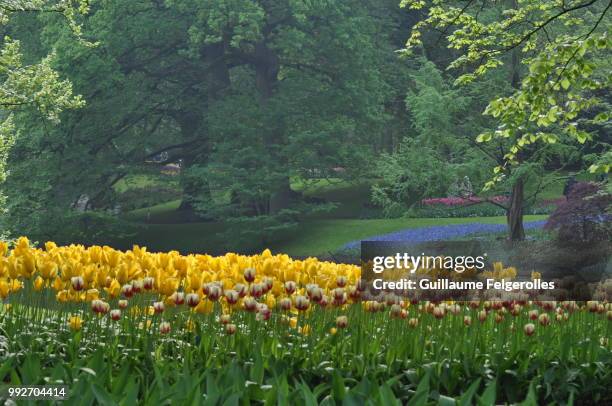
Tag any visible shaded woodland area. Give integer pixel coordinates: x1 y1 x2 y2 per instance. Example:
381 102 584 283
0 0 609 253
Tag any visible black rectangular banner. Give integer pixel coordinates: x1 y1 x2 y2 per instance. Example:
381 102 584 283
360 240 611 301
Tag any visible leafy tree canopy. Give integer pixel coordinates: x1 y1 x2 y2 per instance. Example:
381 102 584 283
402 0 611 184
0 0 89 220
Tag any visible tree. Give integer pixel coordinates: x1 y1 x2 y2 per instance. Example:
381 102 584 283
176 0 398 247
545 181 611 244
3 0 408 249
372 59 491 216
401 0 611 240
3 0 215 239
0 1 88 226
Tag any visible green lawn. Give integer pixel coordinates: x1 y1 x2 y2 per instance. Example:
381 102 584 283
271 215 547 256
118 177 552 257
117 215 547 257
124 200 183 223
114 174 179 193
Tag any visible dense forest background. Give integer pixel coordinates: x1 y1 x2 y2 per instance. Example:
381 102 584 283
0 0 610 255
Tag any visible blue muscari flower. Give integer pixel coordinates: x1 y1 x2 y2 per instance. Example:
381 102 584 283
342 220 546 249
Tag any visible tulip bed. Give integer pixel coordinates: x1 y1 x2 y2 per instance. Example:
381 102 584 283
0 238 610 404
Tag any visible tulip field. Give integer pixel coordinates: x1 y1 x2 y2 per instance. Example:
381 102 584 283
0 237 610 404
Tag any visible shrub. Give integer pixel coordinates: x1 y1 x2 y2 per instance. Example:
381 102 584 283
544 182 611 244
408 196 557 218
421 196 509 206
371 138 454 217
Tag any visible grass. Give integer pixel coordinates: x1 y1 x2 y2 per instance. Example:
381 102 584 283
116 215 548 257
271 215 547 257
114 174 179 193
124 200 183 224
117 176 553 257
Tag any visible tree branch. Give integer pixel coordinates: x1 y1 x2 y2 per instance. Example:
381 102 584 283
499 0 600 54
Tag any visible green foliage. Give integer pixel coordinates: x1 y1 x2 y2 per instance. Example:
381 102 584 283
2 0 408 241
406 203 556 219
1 300 610 404
171 0 401 241
481 33 610 182
372 60 493 216
0 1 88 223
115 185 180 212
2 0 607 247
167 0 265 48
372 137 451 216
402 0 611 186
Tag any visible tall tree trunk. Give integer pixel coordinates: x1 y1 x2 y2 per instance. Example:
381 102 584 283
177 42 230 219
176 111 205 220
269 179 297 214
507 176 525 241
506 11 525 241
254 42 298 215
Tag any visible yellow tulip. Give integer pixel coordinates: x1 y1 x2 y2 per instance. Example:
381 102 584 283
116 263 129 285
7 259 19 279
33 276 44 291
159 277 179 296
0 279 10 299
266 295 276 309
95 266 108 287
187 272 202 292
106 250 120 268
174 257 189 277
105 279 121 298
195 300 214 314
85 289 99 301
0 259 7 278
52 277 65 291
44 241 57 251
21 254 38 277
14 237 30 254
9 279 22 293
88 246 101 262
83 265 96 285
39 260 58 279
68 315 83 331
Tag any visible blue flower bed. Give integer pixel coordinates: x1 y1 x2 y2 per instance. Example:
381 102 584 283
342 220 547 249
